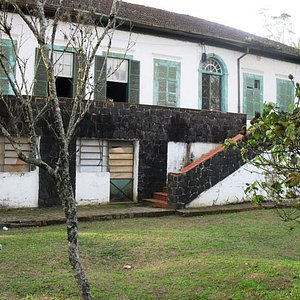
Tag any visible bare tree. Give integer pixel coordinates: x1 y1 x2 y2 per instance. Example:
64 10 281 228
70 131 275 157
259 8 295 46
0 0 126 299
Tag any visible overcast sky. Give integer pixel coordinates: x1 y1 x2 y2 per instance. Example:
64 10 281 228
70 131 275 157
124 0 300 44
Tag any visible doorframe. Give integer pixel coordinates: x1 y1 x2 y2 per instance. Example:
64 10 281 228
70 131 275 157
133 140 139 202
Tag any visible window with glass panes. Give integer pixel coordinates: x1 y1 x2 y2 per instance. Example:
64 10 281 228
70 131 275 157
77 138 109 173
201 58 222 110
53 51 73 78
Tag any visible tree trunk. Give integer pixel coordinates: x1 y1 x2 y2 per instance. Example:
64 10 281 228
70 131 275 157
57 165 92 300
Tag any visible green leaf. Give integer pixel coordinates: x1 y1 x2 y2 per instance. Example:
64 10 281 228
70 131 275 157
252 194 266 205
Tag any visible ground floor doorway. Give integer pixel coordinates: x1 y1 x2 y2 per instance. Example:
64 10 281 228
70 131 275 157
109 141 134 202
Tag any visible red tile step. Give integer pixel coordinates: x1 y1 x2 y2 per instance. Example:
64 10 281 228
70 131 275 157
153 192 168 202
143 189 169 208
143 198 168 209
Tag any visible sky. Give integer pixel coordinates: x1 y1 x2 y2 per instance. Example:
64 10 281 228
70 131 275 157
124 0 300 45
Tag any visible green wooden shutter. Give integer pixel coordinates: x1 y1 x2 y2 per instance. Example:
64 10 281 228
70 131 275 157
72 52 79 97
0 40 16 95
243 73 263 119
94 55 107 101
128 60 140 104
154 59 180 107
253 79 262 116
33 48 48 97
167 63 180 107
276 79 294 111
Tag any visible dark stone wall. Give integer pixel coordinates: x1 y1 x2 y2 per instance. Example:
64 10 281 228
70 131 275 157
38 136 60 207
73 102 246 201
38 136 76 207
168 146 244 208
0 97 246 206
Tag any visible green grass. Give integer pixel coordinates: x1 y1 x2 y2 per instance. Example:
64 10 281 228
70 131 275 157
1 210 300 299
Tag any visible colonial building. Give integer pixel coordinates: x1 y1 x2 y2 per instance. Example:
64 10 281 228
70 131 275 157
0 0 299 208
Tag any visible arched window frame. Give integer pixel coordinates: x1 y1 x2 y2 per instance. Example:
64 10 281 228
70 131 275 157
198 54 228 112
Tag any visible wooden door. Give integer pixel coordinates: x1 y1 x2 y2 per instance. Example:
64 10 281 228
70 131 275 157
109 141 134 202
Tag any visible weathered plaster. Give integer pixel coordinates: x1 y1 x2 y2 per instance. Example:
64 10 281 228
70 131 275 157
75 171 110 205
0 170 39 208
187 163 264 207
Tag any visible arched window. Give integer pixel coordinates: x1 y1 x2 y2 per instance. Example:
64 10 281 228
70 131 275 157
199 55 228 111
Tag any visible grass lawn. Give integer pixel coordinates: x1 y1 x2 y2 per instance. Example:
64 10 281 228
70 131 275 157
1 209 300 300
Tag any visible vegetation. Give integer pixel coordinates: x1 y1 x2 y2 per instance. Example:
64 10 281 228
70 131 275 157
229 75 300 222
1 211 300 299
259 9 296 46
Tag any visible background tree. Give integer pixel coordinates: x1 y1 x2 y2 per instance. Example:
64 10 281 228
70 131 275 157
292 38 300 49
230 75 300 222
259 8 296 46
0 0 128 298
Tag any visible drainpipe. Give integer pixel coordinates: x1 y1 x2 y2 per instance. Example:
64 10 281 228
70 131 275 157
237 48 249 113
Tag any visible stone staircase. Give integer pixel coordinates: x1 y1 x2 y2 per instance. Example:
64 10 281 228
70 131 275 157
143 187 169 208
144 133 246 209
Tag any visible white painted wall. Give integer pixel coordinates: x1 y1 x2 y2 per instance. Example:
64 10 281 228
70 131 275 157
190 142 221 161
0 170 39 208
167 142 187 173
187 163 264 207
75 171 110 205
167 142 220 173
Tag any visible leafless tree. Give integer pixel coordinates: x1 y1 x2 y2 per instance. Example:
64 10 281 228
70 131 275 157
259 8 295 46
0 0 127 299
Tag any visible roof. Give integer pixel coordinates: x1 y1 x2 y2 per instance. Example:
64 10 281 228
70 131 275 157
38 0 300 62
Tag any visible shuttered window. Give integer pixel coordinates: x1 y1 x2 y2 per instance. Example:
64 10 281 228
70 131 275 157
94 56 140 103
243 73 263 119
128 60 140 104
0 39 16 95
276 79 294 112
78 138 109 172
34 48 77 97
154 59 180 107
33 48 48 97
0 136 30 172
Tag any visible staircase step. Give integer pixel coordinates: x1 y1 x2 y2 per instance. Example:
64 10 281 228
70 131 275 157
153 192 168 201
143 198 169 209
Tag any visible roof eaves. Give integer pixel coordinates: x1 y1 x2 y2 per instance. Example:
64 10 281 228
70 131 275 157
120 18 300 63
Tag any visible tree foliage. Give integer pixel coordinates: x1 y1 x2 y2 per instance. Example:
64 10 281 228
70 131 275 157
233 75 300 221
